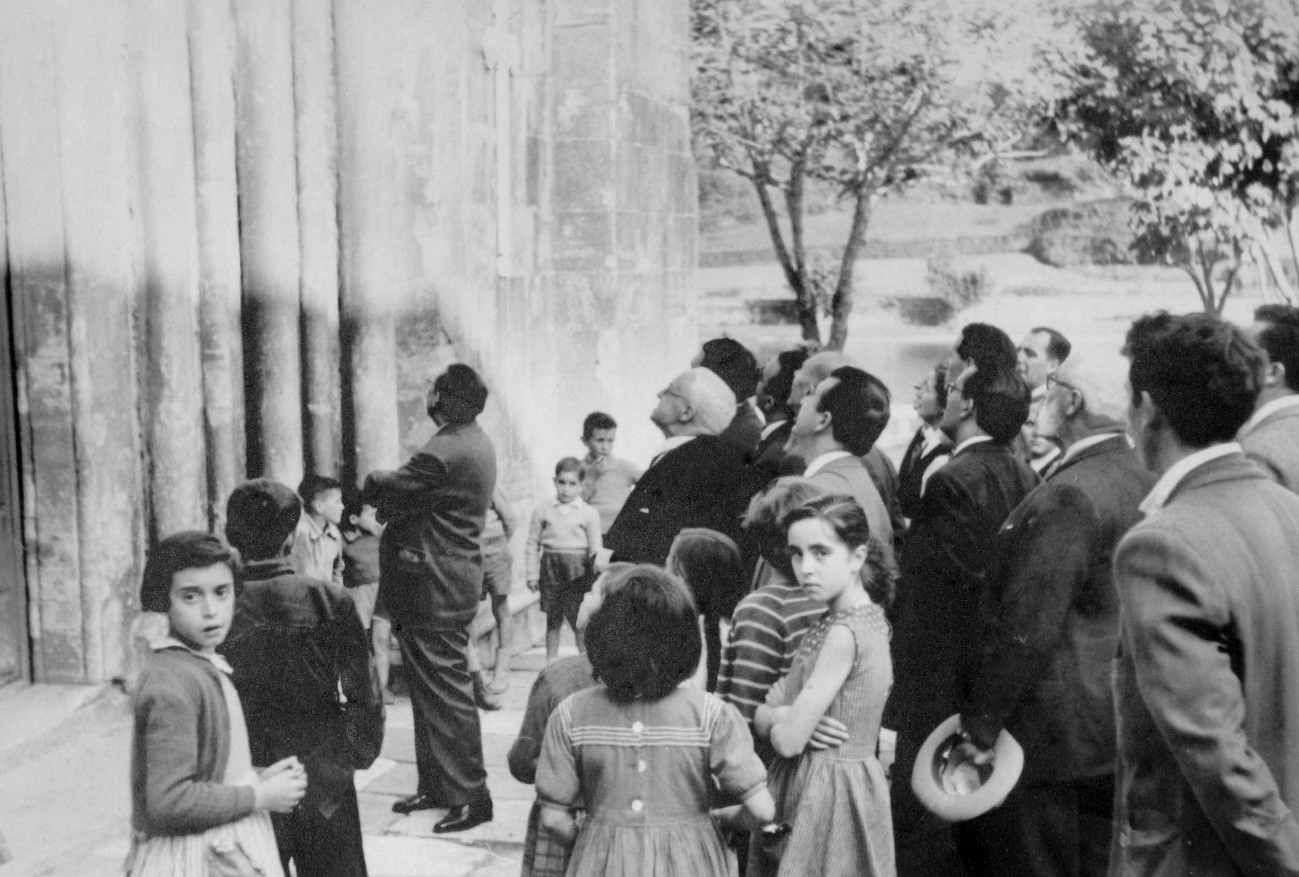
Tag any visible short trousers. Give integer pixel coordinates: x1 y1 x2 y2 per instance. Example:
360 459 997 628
482 535 513 599
348 581 380 628
538 550 593 629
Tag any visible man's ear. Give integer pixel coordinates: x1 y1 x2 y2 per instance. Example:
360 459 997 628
815 407 833 434
1136 389 1164 429
678 402 696 424
1265 361 1286 389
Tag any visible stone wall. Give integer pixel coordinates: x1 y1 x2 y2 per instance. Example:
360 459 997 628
0 0 696 683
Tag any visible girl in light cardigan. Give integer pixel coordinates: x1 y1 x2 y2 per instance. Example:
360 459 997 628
126 531 305 877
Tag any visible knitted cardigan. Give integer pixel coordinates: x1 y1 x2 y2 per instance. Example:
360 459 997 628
130 647 256 836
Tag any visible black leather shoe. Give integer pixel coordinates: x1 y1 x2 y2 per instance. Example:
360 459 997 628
433 799 493 833
392 793 442 815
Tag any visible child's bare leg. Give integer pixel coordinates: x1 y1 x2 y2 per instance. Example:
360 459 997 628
371 618 393 699
574 624 586 655
490 594 512 686
545 618 561 662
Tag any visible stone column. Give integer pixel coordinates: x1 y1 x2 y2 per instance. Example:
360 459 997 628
189 0 248 528
233 0 305 486
130 0 209 537
294 0 342 478
336 0 402 479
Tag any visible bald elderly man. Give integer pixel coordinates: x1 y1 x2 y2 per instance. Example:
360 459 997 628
605 367 752 567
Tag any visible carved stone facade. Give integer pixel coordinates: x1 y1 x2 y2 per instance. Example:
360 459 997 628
0 0 696 684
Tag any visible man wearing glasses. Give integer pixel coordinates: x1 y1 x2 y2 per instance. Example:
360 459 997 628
952 350 1155 877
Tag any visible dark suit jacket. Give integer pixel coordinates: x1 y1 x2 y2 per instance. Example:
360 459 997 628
719 401 765 455
363 420 497 629
885 438 1038 834
1241 401 1299 494
1110 451 1299 876
862 445 905 551
808 453 893 556
605 435 751 568
897 427 950 521
960 433 1154 786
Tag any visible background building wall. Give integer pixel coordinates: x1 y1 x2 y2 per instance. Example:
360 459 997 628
0 0 696 683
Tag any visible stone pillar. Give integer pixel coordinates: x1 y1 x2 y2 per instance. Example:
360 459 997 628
0 6 84 682
294 0 342 478
233 0 305 486
335 0 402 478
189 0 248 529
130 0 209 537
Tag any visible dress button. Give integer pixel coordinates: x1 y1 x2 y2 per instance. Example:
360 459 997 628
631 721 644 734
637 760 647 773
631 799 643 812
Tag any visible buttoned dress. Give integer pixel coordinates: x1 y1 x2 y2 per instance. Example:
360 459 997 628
537 685 767 876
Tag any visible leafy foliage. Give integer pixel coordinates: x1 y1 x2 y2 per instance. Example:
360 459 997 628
691 0 1071 348
1056 0 1299 312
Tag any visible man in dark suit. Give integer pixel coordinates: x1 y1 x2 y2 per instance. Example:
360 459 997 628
1240 304 1299 491
1110 312 1299 876
363 364 496 832
605 367 750 566
886 356 1038 877
951 350 1155 877
695 337 765 454
897 362 952 521
749 347 810 478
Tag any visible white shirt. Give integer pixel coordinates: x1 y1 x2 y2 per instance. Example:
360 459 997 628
1139 442 1242 516
1239 395 1299 437
804 450 854 478
919 425 949 456
952 435 994 457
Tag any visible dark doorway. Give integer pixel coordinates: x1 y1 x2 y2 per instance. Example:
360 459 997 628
0 291 29 684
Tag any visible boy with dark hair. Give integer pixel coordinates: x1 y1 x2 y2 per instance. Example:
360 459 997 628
579 412 641 534
696 336 765 452
528 457 602 662
290 473 345 588
221 479 383 877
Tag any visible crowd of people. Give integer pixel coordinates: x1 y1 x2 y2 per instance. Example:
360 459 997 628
125 304 1299 877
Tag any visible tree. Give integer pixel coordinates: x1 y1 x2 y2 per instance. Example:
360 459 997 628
1056 0 1299 313
691 0 1068 349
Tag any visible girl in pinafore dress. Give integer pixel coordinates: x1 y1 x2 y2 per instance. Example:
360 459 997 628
750 495 897 877
536 564 776 876
125 532 307 877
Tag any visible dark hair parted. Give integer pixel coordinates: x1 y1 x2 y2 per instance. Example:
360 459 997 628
1253 304 1299 393
781 494 896 609
1124 311 1264 446
667 528 746 619
341 482 366 529
1031 326 1072 364
584 565 702 702
582 411 617 439
140 531 238 613
297 473 342 508
433 364 489 423
963 365 1031 443
956 323 1017 372
820 366 891 455
554 456 585 479
699 337 760 400
225 479 303 561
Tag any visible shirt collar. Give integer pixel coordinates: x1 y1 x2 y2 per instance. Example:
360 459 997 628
759 419 787 441
1139 442 1242 516
952 435 994 457
1240 394 1299 437
550 497 587 512
651 435 695 464
920 425 950 455
150 635 234 675
804 449 853 477
1031 443 1062 474
1057 430 1125 468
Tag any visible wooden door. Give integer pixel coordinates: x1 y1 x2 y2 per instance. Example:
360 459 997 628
0 292 29 685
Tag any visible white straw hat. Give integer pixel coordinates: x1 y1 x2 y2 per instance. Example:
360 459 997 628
910 713 1024 822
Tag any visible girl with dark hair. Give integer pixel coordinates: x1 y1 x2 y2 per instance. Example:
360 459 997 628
536 565 775 876
127 531 305 876
750 496 896 876
666 527 747 691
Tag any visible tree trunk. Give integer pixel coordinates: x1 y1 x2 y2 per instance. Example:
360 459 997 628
825 186 874 351
752 175 819 344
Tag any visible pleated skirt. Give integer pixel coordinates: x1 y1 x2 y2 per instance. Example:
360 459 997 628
124 809 284 877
